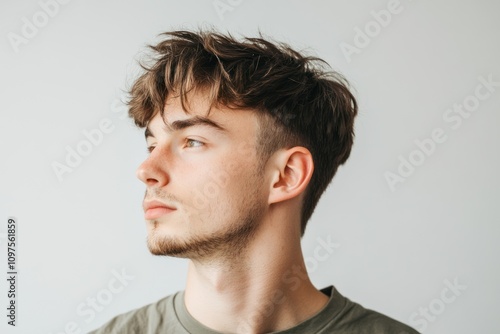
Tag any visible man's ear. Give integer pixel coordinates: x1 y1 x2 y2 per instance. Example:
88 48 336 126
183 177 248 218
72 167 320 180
267 146 314 205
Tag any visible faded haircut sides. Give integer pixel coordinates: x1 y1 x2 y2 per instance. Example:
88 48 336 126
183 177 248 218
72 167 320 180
128 30 358 236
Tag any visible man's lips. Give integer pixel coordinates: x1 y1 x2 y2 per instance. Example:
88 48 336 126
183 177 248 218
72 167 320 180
143 200 176 220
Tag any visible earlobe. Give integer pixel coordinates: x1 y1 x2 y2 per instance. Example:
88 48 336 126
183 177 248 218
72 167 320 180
268 147 314 204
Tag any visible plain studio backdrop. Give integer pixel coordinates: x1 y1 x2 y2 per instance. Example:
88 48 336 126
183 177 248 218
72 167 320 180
1 1 499 333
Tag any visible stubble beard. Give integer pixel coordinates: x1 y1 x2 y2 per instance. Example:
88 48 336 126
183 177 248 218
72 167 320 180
146 179 265 261
147 211 261 261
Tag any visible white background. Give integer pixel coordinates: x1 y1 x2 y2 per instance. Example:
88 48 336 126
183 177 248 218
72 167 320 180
1 0 499 333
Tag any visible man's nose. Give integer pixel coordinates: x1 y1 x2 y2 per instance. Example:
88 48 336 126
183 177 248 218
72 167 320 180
136 146 170 187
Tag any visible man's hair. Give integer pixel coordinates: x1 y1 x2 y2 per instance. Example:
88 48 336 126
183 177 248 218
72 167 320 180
128 30 357 235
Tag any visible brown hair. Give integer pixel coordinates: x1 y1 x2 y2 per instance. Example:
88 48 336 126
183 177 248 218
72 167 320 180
128 30 357 235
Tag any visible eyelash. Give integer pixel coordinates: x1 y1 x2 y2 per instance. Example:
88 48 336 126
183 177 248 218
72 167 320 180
146 139 204 153
185 138 204 148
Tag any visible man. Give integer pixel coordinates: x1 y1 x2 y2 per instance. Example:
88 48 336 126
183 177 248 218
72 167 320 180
90 30 419 333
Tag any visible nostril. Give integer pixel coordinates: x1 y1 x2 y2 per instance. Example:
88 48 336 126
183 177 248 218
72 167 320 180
146 178 158 186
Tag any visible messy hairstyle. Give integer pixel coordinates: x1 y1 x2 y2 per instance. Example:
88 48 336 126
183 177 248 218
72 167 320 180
128 30 357 235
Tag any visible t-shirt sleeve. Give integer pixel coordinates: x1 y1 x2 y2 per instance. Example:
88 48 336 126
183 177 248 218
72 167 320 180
334 300 420 334
87 306 152 334
87 296 171 334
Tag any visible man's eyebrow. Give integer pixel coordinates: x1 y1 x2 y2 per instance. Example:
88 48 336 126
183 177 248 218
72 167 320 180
145 116 226 139
168 116 227 132
145 127 153 139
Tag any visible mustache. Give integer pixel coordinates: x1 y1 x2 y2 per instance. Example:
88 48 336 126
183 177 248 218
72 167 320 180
143 189 183 204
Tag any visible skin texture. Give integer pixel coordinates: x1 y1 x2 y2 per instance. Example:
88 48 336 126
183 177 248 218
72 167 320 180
136 91 329 333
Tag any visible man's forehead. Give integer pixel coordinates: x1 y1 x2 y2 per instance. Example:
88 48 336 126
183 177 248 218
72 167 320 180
165 90 213 113
145 92 210 126
145 106 230 138
145 92 260 138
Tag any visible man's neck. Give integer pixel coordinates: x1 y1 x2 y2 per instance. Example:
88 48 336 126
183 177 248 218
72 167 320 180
183 219 329 333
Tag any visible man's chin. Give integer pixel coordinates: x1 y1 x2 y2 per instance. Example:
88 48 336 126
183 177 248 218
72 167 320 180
148 246 188 257
147 234 191 257
145 211 261 259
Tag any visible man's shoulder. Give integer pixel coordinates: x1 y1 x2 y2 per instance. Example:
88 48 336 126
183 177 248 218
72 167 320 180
337 303 419 334
88 292 180 334
318 286 420 334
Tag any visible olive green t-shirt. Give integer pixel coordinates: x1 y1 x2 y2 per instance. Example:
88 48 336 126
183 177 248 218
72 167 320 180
89 286 419 333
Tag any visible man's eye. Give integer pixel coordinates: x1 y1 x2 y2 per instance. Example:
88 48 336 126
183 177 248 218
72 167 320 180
186 139 204 148
147 146 155 153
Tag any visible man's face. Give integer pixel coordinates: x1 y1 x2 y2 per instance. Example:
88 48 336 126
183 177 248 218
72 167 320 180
137 92 269 260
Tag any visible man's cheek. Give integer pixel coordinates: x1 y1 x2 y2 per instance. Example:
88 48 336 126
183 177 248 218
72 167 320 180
224 159 251 179
186 206 212 223
186 210 211 229
239 154 259 170
236 141 256 158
